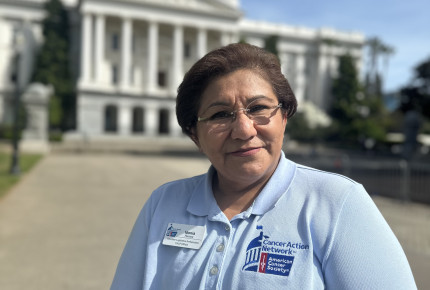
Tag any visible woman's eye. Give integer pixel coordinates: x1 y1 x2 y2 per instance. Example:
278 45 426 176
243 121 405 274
209 111 231 120
248 104 269 114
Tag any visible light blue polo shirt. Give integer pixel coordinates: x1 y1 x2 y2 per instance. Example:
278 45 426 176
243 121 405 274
111 152 416 289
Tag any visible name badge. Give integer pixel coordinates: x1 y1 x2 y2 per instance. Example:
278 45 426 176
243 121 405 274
162 223 205 250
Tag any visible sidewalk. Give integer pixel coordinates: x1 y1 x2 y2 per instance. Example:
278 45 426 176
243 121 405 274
0 152 429 289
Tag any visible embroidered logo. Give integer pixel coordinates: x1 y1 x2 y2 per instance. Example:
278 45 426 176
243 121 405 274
165 224 180 237
242 225 308 276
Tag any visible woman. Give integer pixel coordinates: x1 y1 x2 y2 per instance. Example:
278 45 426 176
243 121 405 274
111 43 416 289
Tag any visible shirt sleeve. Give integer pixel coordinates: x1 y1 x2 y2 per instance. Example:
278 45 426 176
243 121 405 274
110 202 151 290
323 184 417 290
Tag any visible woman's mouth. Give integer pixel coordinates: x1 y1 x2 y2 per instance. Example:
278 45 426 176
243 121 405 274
230 147 261 157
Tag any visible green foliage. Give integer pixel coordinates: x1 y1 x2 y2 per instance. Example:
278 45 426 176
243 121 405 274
321 38 338 46
286 113 310 140
0 104 27 140
49 130 63 142
49 95 62 128
331 54 360 125
238 37 248 44
287 112 333 142
0 125 20 140
364 37 395 103
32 0 75 131
0 152 43 199
264 35 279 58
421 120 430 134
330 54 390 146
400 57 430 119
416 57 430 80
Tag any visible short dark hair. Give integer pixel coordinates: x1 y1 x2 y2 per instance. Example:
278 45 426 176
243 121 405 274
176 42 297 137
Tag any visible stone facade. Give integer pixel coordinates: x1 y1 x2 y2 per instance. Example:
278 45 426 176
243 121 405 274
0 0 364 138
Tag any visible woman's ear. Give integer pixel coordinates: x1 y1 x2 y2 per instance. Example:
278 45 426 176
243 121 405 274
190 128 201 150
282 112 288 128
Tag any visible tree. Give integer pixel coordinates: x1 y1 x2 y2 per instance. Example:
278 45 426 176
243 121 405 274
264 35 279 58
330 54 389 146
32 0 74 131
238 37 248 44
365 37 395 96
400 57 430 119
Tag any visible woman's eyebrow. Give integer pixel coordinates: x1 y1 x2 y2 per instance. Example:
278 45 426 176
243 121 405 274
206 101 231 109
247 95 273 104
202 95 275 112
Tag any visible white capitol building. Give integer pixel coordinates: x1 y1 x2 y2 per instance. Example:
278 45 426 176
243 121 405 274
0 0 364 138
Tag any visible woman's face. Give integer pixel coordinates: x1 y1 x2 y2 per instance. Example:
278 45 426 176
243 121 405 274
193 69 287 185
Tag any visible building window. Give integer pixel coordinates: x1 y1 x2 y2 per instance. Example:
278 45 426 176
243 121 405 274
112 64 118 84
132 107 144 133
184 42 191 58
158 71 166 87
158 108 169 134
112 33 120 51
104 105 118 132
10 63 17 83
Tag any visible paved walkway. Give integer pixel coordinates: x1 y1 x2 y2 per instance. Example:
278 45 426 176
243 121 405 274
0 152 429 289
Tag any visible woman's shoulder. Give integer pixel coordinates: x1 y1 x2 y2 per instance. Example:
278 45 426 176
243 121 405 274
293 162 361 190
287 161 367 209
147 171 210 209
152 172 207 199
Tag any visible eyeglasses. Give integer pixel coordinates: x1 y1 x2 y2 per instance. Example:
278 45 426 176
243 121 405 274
197 99 282 133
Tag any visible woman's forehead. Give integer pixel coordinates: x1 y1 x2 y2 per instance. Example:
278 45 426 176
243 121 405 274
199 70 277 109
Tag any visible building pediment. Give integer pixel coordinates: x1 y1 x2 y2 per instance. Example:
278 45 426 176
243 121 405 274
81 0 242 20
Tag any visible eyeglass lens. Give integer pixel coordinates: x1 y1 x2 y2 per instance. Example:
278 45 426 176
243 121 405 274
199 99 281 133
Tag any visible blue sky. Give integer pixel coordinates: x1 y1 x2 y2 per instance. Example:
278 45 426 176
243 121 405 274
240 0 430 92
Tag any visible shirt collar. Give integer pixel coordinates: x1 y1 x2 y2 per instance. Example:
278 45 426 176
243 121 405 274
187 151 296 219
187 166 225 221
250 151 296 215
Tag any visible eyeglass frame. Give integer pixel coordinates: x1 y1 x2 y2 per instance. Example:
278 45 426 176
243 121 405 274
197 102 283 123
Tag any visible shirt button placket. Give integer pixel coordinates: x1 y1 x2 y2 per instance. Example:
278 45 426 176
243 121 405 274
210 266 219 276
206 224 230 289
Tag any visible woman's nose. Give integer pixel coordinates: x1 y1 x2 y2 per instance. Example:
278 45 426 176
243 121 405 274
230 111 257 140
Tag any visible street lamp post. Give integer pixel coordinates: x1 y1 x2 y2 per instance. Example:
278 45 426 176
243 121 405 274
9 30 24 175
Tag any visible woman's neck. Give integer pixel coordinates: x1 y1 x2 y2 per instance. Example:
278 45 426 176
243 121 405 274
213 171 271 221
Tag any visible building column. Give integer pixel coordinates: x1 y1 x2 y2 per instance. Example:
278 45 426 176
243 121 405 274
279 51 288 76
315 46 328 110
220 31 230 46
119 104 131 135
80 13 93 84
94 14 105 84
295 54 306 104
120 18 132 91
172 24 183 94
77 96 102 135
169 106 182 136
147 21 158 94
197 27 207 59
144 105 158 136
231 31 239 43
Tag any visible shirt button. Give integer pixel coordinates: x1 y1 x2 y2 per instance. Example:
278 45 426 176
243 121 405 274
224 225 230 231
210 266 219 275
216 244 225 252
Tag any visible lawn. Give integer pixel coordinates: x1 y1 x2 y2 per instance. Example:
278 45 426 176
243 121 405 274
0 151 43 199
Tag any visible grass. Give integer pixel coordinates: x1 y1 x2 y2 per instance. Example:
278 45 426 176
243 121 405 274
0 151 43 199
